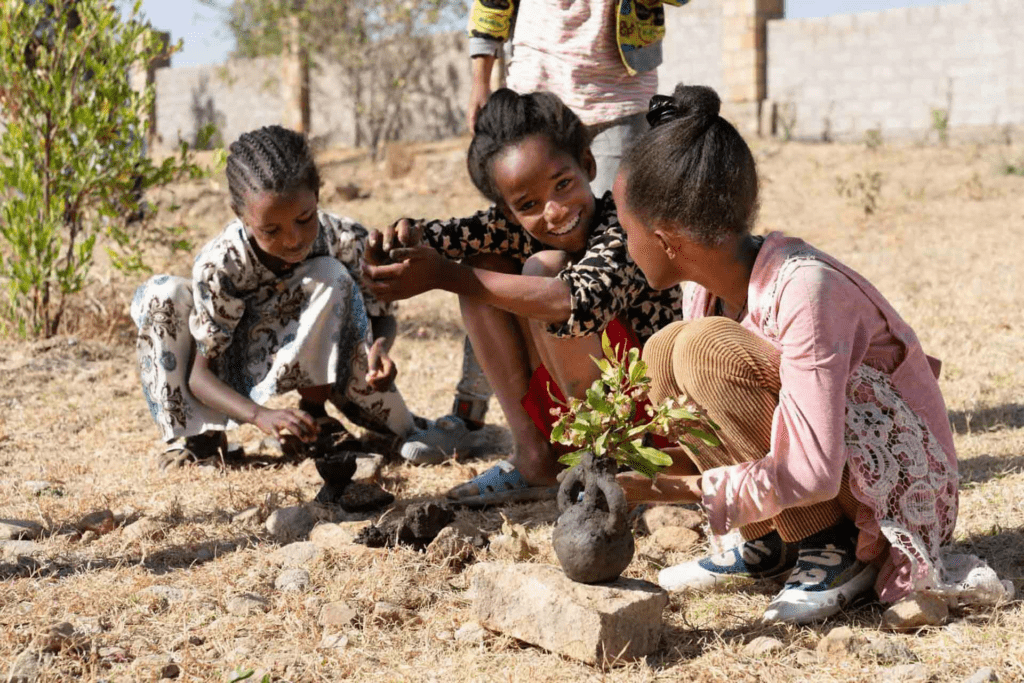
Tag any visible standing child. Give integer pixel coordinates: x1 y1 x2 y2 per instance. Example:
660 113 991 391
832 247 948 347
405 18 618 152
132 125 417 468
364 89 683 505
612 84 962 624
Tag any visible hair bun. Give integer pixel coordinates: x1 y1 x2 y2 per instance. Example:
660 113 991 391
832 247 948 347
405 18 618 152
671 84 721 123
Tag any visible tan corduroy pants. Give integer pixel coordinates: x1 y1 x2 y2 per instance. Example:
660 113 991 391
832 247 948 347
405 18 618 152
643 317 859 543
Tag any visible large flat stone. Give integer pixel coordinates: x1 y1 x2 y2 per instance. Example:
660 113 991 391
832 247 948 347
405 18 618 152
469 562 668 665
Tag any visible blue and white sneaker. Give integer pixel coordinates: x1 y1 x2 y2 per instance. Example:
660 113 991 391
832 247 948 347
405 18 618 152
762 522 877 625
659 530 798 591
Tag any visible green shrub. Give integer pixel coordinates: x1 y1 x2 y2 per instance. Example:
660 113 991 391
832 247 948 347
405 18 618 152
0 0 204 337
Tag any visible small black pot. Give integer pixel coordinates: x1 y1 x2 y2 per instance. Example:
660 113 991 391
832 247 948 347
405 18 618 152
552 452 635 584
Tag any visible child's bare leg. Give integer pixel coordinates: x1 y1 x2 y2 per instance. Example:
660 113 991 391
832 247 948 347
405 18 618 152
520 251 604 401
457 254 560 487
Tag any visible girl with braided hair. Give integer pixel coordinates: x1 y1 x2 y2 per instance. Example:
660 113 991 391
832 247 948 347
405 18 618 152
132 125 418 468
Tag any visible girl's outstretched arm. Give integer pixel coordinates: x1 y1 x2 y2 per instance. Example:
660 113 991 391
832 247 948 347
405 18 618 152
364 245 573 324
188 350 317 442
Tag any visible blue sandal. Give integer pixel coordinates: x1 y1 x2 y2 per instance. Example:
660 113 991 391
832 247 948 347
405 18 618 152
446 460 556 508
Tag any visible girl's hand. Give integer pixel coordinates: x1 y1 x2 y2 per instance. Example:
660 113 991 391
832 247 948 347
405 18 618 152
252 406 319 443
616 472 703 507
365 337 397 391
365 220 423 267
362 245 445 302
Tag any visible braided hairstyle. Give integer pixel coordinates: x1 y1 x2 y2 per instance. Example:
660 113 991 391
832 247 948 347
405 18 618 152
621 84 759 247
226 125 320 216
467 89 591 205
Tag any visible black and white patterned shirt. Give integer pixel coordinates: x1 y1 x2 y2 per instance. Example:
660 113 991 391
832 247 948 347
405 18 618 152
418 192 683 342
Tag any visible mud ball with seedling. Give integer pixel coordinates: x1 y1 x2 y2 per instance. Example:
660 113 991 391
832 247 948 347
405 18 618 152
549 333 720 584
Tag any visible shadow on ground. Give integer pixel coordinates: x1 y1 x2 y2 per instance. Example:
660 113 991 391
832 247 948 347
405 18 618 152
949 403 1024 434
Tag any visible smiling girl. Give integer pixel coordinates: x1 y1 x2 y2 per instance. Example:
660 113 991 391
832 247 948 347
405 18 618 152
132 125 418 468
363 89 682 505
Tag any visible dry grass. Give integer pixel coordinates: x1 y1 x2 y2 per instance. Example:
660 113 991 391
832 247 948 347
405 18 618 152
2 137 1024 682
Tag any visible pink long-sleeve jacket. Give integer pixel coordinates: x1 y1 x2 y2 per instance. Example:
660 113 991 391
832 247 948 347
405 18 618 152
684 232 958 602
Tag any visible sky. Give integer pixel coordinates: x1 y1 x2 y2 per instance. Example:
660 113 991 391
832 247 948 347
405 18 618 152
132 0 969 68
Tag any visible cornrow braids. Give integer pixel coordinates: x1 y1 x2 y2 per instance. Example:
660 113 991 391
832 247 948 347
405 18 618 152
467 89 591 204
226 125 320 216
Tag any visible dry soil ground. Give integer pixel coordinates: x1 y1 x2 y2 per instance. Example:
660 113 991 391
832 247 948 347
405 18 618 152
2 136 1024 682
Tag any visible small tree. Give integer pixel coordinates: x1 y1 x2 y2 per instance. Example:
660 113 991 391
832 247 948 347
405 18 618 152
550 332 721 479
0 0 204 337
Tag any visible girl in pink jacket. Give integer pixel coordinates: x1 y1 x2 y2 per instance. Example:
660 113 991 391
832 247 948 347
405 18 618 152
612 84 959 625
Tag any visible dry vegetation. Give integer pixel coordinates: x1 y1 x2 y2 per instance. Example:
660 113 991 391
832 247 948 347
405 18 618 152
2 136 1024 682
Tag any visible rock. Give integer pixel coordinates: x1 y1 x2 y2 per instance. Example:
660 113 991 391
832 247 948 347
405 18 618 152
122 517 167 543
744 636 784 656
425 526 475 567
319 632 350 650
454 621 487 644
863 638 918 666
882 592 949 631
39 622 84 653
139 586 188 604
352 453 385 483
470 562 668 665
641 505 703 534
318 601 358 628
232 507 262 526
6 651 45 683
882 663 930 683
1 540 45 560
225 593 269 616
98 646 128 661
650 526 701 553
275 568 311 593
271 541 319 567
372 601 415 626
354 502 454 550
160 662 181 679
265 506 317 542
0 519 44 540
963 667 998 683
77 509 115 535
309 521 370 552
816 626 867 658
80 530 98 544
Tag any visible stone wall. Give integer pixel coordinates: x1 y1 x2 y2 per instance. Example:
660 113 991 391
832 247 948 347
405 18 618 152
661 0 724 96
766 0 1024 141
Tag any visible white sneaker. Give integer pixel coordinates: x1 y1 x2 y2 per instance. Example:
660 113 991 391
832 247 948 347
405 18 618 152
762 523 877 625
659 530 797 592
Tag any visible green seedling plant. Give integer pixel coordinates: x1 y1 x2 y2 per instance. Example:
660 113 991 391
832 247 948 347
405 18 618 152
549 331 720 478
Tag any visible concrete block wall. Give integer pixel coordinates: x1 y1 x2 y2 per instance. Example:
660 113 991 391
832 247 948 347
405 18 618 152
153 33 470 152
766 0 1024 141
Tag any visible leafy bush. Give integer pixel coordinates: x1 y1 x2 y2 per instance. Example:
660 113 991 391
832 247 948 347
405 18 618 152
0 0 204 337
550 332 720 479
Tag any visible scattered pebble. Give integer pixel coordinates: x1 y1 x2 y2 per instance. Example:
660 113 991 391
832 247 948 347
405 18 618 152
23 481 59 496
79 530 99 545
454 621 487 644
318 601 358 627
882 663 930 683
816 626 866 658
319 632 350 651
0 519 43 541
271 541 319 568
743 635 784 656
231 506 262 526
225 593 269 616
77 509 115 535
963 667 998 683
650 526 701 553
275 568 311 593
641 505 703 534
352 453 385 483
882 592 949 631
139 586 188 604
122 517 168 543
266 506 317 543
6 650 45 683
372 601 415 626
38 622 83 653
425 526 476 568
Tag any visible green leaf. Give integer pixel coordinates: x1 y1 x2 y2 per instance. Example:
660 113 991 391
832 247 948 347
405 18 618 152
688 428 721 447
666 407 698 421
601 330 614 362
628 357 648 385
557 450 585 468
635 445 673 467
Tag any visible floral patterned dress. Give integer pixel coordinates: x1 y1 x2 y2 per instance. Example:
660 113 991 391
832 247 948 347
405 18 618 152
131 211 414 442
